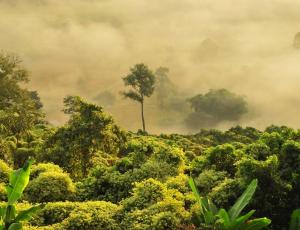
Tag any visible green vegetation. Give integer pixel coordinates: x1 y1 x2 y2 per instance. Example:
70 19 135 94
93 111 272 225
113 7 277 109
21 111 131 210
186 89 248 130
1 53 300 229
189 178 271 229
0 160 43 230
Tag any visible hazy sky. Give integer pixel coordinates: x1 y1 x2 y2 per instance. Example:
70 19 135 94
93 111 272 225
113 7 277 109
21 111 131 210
1 0 300 133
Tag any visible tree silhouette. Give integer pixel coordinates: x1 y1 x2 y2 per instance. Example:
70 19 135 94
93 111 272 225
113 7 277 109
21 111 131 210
122 63 155 132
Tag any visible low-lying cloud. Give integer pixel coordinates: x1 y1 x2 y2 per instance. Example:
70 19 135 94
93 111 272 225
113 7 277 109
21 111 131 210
1 0 300 133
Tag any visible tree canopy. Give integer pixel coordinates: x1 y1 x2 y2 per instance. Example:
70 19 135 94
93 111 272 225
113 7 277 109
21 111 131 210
186 89 248 129
0 54 44 138
41 96 126 178
122 63 155 132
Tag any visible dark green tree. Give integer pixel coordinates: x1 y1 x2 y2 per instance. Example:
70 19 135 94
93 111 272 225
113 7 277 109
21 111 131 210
41 96 126 178
122 64 155 132
0 53 44 140
186 89 247 130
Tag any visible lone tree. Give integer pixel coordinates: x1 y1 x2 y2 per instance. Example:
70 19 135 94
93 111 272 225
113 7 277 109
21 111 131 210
122 63 155 132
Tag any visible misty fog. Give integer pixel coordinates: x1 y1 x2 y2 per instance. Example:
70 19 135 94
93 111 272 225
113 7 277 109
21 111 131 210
1 0 300 133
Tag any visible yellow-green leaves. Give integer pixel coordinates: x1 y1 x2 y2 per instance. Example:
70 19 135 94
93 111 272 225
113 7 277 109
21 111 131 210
228 179 257 220
6 160 33 205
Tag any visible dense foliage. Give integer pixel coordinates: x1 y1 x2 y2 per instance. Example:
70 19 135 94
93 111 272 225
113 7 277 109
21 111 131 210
186 89 248 130
1 54 300 229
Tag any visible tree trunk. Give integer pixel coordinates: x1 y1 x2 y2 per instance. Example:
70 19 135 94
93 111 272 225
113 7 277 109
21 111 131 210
141 100 146 132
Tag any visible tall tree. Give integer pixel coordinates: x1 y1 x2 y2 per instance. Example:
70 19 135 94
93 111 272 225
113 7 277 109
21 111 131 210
41 96 126 178
122 63 155 132
0 53 44 140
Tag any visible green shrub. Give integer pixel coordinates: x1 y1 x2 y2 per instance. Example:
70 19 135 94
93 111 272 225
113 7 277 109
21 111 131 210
208 178 243 208
79 136 184 203
195 169 227 195
244 142 271 160
0 159 12 183
24 225 62 230
260 132 284 153
206 144 241 175
25 171 76 202
31 202 78 226
60 205 121 230
122 178 167 211
30 163 64 179
166 174 189 193
189 155 208 176
121 198 190 230
31 201 121 230
121 178 190 229
151 211 181 229
0 182 6 201
0 139 14 163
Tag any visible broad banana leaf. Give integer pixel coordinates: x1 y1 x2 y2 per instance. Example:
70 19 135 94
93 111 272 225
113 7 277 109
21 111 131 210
7 223 22 230
217 208 230 229
233 210 255 230
228 179 257 220
6 160 33 205
189 177 217 224
4 205 16 224
15 204 45 222
243 218 271 230
0 207 5 219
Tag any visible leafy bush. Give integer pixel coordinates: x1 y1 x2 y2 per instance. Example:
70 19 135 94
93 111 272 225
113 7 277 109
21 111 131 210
31 202 77 226
0 182 6 201
0 138 15 163
244 142 271 160
30 163 64 179
30 201 121 230
259 132 284 153
189 155 208 176
0 159 12 183
121 178 190 229
25 171 76 202
195 169 228 195
60 203 121 230
209 178 243 208
166 174 189 193
78 136 184 203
